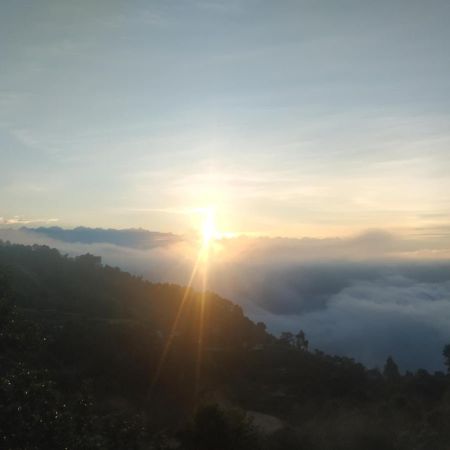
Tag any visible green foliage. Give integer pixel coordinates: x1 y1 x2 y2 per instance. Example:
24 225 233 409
443 345 450 374
179 404 261 450
265 427 315 450
1 241 450 449
383 356 400 381
295 329 309 351
279 331 294 347
0 269 12 326
0 324 149 448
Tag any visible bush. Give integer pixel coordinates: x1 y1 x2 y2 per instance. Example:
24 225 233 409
179 404 261 450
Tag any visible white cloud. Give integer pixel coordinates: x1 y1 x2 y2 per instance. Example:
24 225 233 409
0 216 58 225
1 226 450 371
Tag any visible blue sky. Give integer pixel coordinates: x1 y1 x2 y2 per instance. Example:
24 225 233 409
1 0 449 238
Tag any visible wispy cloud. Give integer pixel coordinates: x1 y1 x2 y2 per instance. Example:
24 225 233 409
0 216 58 226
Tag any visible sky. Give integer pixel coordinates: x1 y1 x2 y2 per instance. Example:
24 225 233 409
1 0 450 239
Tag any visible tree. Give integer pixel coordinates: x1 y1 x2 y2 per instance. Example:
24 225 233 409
295 330 309 351
279 332 294 347
256 322 266 332
383 356 400 381
443 344 450 373
179 405 261 450
0 270 12 328
75 253 102 268
252 322 268 347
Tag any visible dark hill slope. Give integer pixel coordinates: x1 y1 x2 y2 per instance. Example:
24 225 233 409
0 241 268 350
1 241 450 449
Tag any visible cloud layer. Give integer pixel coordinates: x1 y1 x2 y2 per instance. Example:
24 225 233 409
1 227 450 371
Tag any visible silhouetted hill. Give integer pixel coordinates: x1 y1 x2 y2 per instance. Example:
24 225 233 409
1 240 450 449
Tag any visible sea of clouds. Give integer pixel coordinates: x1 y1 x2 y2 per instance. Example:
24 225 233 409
1 226 450 372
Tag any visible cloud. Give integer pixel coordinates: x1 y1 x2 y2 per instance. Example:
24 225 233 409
1 226 450 371
297 276 450 372
0 216 58 225
26 226 181 250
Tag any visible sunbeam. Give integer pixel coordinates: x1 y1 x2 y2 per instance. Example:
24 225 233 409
150 249 203 392
194 245 209 403
202 207 216 245
151 208 216 395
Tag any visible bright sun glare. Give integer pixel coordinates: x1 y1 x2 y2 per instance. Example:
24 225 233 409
202 208 216 245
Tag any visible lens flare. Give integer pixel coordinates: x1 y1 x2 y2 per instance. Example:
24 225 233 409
202 208 216 244
151 206 216 400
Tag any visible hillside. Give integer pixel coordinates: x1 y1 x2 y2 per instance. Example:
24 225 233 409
1 241 450 449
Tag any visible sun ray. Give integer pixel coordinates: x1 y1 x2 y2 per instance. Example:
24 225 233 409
194 246 209 403
151 206 217 400
150 249 203 392
202 207 216 245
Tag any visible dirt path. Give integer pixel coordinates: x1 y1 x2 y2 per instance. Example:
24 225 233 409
247 410 284 434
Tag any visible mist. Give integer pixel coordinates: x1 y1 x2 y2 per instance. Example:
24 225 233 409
1 226 450 371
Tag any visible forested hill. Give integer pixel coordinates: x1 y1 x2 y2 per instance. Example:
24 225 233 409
0 240 269 348
0 241 272 447
2 240 450 449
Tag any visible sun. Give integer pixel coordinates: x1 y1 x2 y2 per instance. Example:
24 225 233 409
202 207 216 245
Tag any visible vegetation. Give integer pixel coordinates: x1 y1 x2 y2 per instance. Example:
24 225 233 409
1 240 450 449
